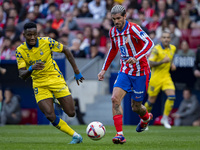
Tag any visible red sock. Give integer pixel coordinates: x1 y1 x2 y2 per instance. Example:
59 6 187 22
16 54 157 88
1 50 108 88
113 115 123 132
139 111 149 121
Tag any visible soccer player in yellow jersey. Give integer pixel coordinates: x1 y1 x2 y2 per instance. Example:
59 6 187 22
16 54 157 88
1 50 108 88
16 22 84 144
145 31 176 129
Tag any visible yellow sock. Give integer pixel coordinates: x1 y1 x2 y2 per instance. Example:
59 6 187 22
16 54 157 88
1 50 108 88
52 116 75 136
144 101 153 112
163 96 175 116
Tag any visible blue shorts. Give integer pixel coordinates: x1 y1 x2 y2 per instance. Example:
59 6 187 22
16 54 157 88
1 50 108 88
113 72 151 102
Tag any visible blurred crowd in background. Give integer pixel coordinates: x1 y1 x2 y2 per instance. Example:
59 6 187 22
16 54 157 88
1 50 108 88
0 0 200 60
1 0 200 88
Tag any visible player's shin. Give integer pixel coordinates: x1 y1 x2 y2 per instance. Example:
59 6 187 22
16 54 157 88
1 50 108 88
51 115 75 136
163 95 175 116
144 100 154 112
113 114 123 135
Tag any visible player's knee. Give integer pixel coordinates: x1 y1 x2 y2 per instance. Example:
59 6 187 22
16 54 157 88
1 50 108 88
67 110 75 117
111 95 119 104
45 113 56 122
132 104 140 113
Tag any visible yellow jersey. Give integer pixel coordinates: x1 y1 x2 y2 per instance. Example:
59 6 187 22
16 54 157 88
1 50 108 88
16 37 65 87
149 43 176 80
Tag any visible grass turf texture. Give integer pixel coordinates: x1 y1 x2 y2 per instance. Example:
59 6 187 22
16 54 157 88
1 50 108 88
0 125 200 150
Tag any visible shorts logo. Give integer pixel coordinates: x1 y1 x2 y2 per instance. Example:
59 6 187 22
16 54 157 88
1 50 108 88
56 86 67 92
133 90 144 94
135 96 141 99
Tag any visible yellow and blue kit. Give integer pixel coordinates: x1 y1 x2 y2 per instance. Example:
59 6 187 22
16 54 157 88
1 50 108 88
16 37 71 102
148 43 176 97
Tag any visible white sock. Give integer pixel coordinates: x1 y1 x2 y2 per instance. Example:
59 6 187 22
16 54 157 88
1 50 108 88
162 115 168 120
117 131 123 135
73 132 79 137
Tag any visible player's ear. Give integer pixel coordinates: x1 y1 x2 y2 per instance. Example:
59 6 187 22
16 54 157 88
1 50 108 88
23 31 25 37
124 13 127 19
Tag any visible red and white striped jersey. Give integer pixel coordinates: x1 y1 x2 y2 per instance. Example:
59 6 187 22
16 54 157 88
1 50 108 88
102 21 154 76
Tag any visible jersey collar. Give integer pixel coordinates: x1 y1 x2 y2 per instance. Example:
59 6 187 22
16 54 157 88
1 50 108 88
160 42 170 49
26 38 39 50
116 20 128 33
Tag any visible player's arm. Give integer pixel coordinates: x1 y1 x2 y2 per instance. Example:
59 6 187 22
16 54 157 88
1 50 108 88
98 37 118 81
149 47 170 67
62 45 84 85
131 25 154 61
18 62 45 80
0 67 6 75
150 56 170 67
170 58 176 71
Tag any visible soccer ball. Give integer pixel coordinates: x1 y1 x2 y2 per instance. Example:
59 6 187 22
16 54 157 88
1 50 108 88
86 121 106 140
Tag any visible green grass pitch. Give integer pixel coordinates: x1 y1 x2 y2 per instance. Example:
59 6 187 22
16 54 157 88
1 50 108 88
0 125 200 150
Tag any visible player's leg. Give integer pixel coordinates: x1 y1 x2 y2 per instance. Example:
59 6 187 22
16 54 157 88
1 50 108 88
129 73 153 132
37 98 57 123
112 87 127 144
111 72 130 144
52 82 82 144
57 96 83 144
132 100 153 132
144 96 157 113
145 81 161 113
161 89 175 129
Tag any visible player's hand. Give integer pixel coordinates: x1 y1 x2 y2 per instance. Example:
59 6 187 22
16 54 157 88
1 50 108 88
32 62 45 70
98 70 106 81
171 63 176 71
194 70 200 78
126 57 137 65
74 73 84 85
162 56 170 63
0 67 6 75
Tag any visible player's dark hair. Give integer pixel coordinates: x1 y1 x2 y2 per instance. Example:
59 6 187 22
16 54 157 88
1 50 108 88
24 22 37 30
34 3 40 7
111 5 126 16
162 30 171 35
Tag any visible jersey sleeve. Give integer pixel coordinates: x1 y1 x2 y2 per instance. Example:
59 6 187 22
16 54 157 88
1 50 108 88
131 24 154 60
16 49 26 69
47 37 64 53
102 32 118 71
149 47 158 62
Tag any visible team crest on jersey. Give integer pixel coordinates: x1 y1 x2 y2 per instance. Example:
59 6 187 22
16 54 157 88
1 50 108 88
40 49 43 55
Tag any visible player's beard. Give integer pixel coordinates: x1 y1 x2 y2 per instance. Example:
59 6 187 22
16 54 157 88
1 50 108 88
116 21 125 31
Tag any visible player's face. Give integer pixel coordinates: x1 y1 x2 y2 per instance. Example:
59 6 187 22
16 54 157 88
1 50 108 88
111 13 126 31
24 28 38 46
161 33 171 47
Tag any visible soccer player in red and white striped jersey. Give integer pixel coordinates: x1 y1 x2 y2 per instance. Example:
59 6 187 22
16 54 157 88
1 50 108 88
98 5 154 144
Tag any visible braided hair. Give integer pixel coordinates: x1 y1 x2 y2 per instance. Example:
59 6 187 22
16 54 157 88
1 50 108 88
111 5 126 16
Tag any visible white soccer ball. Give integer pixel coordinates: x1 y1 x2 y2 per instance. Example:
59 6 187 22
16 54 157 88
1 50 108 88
86 121 106 140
